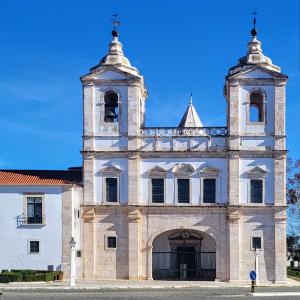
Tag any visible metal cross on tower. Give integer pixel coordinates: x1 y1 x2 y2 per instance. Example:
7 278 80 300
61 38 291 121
112 13 121 31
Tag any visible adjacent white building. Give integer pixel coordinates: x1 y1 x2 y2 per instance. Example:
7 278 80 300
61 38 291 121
0 169 82 276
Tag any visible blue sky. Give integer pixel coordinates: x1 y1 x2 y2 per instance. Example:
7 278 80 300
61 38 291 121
0 0 299 169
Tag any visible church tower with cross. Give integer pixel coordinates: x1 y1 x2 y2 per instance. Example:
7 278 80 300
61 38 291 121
78 14 288 283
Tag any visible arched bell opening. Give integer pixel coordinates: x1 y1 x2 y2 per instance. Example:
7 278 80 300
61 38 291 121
152 229 216 281
249 91 264 122
104 91 119 123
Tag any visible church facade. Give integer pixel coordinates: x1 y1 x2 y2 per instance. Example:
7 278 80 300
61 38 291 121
80 24 288 284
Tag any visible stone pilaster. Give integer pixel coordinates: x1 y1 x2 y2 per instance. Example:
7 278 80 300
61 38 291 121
227 81 240 150
128 208 141 280
147 245 153 280
61 187 73 279
227 152 240 205
274 79 287 151
127 85 140 137
128 153 140 205
274 208 286 283
227 208 240 282
82 207 96 279
83 154 95 205
274 154 286 206
83 84 94 137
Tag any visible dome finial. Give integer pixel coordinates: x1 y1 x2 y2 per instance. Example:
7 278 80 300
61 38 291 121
251 10 258 37
111 13 120 38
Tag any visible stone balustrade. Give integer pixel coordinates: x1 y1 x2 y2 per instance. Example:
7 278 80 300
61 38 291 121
141 127 228 137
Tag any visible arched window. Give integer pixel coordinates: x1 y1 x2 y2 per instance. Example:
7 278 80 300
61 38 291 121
249 92 264 122
104 91 119 123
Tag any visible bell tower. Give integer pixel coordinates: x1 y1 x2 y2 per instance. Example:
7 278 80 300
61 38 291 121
224 15 288 283
80 19 147 205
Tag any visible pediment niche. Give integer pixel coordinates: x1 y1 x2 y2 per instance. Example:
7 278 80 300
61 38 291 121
148 166 167 177
199 166 220 177
243 69 274 79
172 163 194 176
100 165 121 175
94 70 127 81
246 166 268 178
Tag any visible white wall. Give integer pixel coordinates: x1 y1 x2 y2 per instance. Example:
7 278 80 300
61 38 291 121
0 186 63 271
239 84 275 135
140 158 227 205
239 158 274 204
94 158 128 204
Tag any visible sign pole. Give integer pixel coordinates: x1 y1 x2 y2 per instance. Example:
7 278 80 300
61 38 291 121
254 248 259 285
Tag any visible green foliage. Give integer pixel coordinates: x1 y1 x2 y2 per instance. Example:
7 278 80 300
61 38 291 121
0 272 22 283
287 269 300 278
0 270 63 283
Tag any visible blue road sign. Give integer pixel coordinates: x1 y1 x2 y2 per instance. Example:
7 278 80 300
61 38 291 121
250 271 256 281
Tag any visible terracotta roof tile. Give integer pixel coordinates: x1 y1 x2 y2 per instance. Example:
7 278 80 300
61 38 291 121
0 169 82 186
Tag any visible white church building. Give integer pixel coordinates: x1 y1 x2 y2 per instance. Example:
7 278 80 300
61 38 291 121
0 20 287 283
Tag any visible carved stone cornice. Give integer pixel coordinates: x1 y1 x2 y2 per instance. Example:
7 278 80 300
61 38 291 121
127 208 141 223
226 207 240 222
274 208 286 222
82 207 95 222
228 151 240 159
275 78 288 87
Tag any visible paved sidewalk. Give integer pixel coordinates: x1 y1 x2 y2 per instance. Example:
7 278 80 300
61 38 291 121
1 277 300 290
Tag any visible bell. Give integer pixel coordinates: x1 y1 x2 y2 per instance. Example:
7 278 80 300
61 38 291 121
106 111 116 119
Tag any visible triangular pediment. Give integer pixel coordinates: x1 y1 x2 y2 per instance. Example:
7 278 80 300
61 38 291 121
247 166 268 177
100 165 121 174
227 65 287 80
199 166 220 176
80 65 141 82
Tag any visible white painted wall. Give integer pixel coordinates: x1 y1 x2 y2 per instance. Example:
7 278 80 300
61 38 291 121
94 158 128 204
0 186 63 271
140 158 227 205
239 84 275 135
239 158 274 204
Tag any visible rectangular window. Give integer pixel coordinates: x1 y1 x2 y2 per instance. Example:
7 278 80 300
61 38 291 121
203 179 216 203
27 197 42 224
105 178 118 202
177 179 190 203
47 265 54 271
107 236 117 249
252 237 262 250
29 241 40 254
250 179 263 203
151 179 164 203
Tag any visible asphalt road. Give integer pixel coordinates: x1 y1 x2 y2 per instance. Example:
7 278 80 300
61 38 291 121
2 287 300 300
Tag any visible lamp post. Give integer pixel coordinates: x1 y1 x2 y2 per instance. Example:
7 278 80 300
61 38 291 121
254 247 259 285
69 237 76 287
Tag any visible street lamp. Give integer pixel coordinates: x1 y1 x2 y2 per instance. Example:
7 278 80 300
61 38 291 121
69 237 76 287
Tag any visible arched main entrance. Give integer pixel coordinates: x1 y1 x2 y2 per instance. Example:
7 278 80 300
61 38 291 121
152 229 216 281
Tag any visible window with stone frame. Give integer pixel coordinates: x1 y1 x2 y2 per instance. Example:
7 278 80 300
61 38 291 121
252 237 262 250
105 177 118 203
203 178 216 203
107 236 117 249
177 178 190 203
249 92 264 123
250 179 263 203
151 178 164 203
27 196 42 224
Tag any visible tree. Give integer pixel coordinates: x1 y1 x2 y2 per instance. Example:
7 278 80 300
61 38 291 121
287 158 300 235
